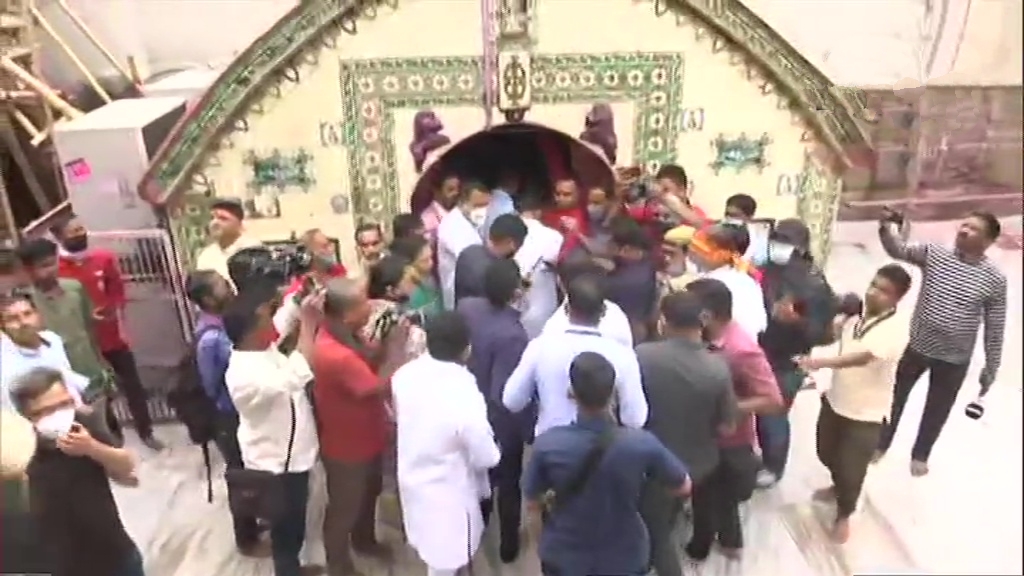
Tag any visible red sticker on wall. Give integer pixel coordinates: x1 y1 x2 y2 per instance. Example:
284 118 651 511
63 158 92 183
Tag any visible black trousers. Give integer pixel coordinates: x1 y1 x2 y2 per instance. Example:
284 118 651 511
640 483 684 576
271 471 310 576
816 398 882 518
480 431 525 548
877 347 970 462
688 448 745 558
103 347 154 438
212 413 261 550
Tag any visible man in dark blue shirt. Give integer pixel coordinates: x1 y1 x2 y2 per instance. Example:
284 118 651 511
453 213 528 305
605 221 659 343
524 351 691 576
185 270 266 557
457 258 532 564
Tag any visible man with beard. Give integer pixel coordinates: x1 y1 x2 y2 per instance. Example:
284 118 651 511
452 213 528 305
421 173 461 243
52 215 164 450
755 219 841 488
874 209 1007 476
195 199 262 288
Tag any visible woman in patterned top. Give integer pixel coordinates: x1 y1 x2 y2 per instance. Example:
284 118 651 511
363 254 428 361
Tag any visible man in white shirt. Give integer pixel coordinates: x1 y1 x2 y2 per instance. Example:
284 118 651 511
542 259 634 348
392 312 500 576
505 276 648 436
194 199 262 289
222 281 322 576
436 181 494 310
514 197 563 338
797 264 912 544
692 224 767 338
1 293 88 407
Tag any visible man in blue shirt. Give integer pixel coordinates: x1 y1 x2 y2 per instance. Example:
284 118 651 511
185 270 267 557
457 258 532 564
524 351 691 576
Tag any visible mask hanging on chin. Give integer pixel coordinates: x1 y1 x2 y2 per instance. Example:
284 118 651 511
34 407 76 440
767 242 796 265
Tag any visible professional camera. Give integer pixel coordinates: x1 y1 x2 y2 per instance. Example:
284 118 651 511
370 306 426 341
227 244 313 289
623 177 657 204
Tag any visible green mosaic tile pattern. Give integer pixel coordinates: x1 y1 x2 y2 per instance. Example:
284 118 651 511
338 52 683 222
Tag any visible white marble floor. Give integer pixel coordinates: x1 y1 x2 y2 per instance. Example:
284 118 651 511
116 219 1023 576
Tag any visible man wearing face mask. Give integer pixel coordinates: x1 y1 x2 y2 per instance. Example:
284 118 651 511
437 180 494 309
453 213 529 306
514 195 563 338
11 366 144 576
604 222 659 343
274 228 349 336
755 219 840 488
52 215 165 450
722 194 769 266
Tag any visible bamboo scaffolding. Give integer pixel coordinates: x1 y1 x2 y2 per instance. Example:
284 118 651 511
0 57 82 119
9 107 41 141
53 0 136 86
30 6 111 103
0 125 50 212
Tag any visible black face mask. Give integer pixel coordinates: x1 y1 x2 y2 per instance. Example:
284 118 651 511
63 235 88 253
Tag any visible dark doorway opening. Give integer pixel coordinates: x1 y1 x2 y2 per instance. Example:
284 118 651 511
410 123 615 214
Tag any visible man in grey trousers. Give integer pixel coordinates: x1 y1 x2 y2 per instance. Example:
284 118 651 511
637 291 738 575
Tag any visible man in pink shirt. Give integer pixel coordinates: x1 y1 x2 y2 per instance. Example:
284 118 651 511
683 278 782 562
420 173 461 242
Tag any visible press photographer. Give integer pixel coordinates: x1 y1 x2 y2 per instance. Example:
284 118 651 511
272 228 349 336
310 277 411 574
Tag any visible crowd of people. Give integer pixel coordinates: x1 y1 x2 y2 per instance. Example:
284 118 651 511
0 162 1009 576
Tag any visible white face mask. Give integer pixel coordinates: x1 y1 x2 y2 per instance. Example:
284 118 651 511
768 242 796 265
722 217 746 226
467 207 488 227
34 407 76 440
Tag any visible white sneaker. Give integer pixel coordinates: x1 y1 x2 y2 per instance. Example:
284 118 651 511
755 469 778 488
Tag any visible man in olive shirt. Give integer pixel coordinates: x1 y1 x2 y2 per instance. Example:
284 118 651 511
636 291 737 576
16 239 115 403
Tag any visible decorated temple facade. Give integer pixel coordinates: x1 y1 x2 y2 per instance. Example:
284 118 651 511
137 0 871 270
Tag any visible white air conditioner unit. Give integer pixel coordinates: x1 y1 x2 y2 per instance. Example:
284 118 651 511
52 97 188 231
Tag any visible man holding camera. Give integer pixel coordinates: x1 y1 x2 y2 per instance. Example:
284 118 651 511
874 208 1007 476
312 277 409 575
273 228 349 337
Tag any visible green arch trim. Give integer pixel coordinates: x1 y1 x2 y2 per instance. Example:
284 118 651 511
136 0 870 207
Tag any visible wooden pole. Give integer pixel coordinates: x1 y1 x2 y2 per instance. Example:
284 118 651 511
9 108 42 142
0 57 82 119
53 0 137 86
0 126 52 213
30 6 111 103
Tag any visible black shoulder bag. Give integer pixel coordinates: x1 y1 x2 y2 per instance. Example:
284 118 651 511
542 426 620 513
225 398 297 522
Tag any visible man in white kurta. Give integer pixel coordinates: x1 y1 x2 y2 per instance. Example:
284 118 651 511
392 312 500 575
514 198 564 338
436 182 498 310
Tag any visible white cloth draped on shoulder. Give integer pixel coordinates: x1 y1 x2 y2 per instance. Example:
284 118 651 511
437 210 483 310
392 355 500 571
514 218 564 338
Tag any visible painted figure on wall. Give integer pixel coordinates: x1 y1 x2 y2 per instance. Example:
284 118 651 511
580 103 618 165
409 109 452 173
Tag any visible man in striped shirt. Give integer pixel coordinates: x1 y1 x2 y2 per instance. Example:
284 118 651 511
875 209 1007 476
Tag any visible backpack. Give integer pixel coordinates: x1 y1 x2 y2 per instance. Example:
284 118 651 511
167 325 222 502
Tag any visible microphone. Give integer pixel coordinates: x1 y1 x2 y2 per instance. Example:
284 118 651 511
965 396 985 420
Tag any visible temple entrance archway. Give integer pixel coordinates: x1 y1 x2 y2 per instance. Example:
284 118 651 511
409 122 615 215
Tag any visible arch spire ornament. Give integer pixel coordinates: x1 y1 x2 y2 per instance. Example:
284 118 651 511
136 0 870 208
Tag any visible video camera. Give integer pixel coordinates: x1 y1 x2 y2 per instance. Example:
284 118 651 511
227 243 314 290
370 307 426 341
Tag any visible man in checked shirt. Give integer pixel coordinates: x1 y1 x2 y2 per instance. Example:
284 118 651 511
874 208 1008 476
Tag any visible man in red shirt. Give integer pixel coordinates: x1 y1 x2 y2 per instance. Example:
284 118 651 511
651 164 709 227
312 277 409 575
52 215 164 450
684 278 782 562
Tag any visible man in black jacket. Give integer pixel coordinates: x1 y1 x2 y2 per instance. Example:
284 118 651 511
755 219 840 487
